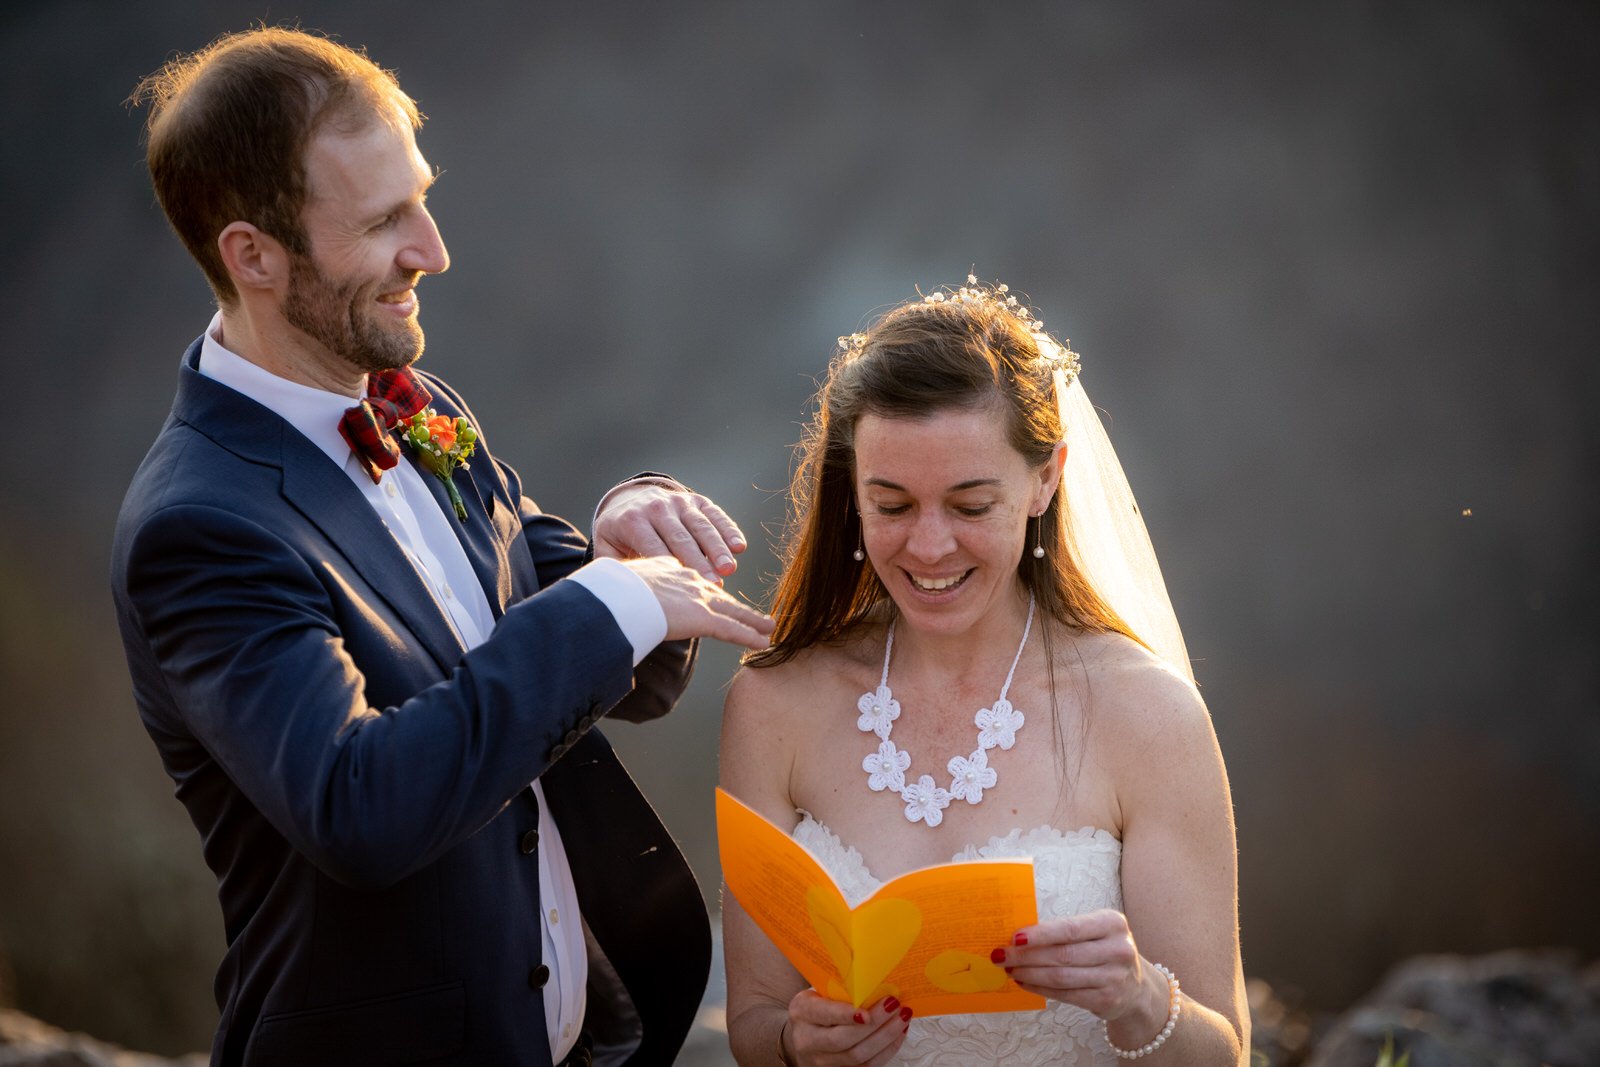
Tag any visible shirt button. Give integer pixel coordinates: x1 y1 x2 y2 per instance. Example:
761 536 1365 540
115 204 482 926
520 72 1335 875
548 908 560 925
528 964 550 989
519 829 539 854
442 584 454 599
385 481 398 497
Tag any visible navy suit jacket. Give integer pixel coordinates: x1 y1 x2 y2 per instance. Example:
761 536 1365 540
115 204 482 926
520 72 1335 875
110 339 710 1066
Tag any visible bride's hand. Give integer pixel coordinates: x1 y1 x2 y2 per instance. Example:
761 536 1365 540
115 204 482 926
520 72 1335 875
994 908 1168 1029
783 989 913 1067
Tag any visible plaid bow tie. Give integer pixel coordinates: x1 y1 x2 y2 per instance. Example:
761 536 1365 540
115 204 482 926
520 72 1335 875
339 367 433 483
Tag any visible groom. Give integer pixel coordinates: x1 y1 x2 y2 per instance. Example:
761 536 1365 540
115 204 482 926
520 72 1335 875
112 27 772 1067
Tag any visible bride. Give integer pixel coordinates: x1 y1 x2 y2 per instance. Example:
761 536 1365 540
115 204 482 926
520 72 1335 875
720 279 1247 1065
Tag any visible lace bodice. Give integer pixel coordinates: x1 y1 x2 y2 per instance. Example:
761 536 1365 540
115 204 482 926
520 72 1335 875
792 812 1124 1067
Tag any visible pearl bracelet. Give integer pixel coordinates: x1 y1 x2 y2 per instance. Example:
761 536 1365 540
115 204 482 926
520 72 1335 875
1102 962 1182 1059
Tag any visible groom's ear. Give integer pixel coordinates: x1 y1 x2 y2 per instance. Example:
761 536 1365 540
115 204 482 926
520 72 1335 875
217 221 290 296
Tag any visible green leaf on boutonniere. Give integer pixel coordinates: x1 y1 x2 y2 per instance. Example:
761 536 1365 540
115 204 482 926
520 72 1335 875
403 409 478 521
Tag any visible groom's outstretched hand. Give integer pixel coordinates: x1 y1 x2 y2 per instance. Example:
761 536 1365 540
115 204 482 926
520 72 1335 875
622 555 773 651
593 481 747 582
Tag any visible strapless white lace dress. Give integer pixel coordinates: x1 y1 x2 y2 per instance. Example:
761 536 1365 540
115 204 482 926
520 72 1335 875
792 812 1124 1067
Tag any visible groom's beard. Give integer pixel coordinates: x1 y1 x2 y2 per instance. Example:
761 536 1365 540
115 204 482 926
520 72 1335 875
283 252 425 374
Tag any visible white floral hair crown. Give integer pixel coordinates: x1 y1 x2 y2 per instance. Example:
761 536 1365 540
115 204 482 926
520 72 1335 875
838 274 1082 387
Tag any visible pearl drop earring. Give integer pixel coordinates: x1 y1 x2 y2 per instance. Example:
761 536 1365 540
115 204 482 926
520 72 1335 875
1031 515 1046 559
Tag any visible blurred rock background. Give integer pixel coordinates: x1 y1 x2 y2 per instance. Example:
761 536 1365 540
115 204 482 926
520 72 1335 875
0 0 1595 1058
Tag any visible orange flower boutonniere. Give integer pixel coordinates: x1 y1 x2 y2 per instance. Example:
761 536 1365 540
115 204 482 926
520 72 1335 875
403 410 478 521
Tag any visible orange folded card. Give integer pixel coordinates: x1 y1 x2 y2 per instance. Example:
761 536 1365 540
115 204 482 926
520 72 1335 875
716 787 1046 1017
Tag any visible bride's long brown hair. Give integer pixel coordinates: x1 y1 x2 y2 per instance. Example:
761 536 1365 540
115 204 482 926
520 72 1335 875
746 287 1138 669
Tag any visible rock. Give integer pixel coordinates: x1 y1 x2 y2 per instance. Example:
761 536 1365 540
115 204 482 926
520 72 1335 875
0 1009 204 1067
1304 949 1600 1067
1307 1004 1530 1067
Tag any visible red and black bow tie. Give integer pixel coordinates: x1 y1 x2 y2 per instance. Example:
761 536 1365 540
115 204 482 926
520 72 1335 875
338 367 433 483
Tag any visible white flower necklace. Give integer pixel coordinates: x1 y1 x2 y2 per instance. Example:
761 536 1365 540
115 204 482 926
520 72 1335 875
856 594 1035 827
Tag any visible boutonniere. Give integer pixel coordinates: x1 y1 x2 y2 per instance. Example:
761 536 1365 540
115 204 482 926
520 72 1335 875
402 410 478 521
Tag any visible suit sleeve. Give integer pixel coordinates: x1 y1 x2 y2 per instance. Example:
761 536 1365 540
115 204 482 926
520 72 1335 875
122 500 635 892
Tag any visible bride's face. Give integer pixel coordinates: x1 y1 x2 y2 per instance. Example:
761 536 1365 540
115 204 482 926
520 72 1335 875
853 403 1061 639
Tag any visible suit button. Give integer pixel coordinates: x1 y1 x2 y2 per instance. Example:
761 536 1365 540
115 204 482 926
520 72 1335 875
519 829 539 855
550 743 568 760
563 729 580 747
528 964 550 989
579 712 597 729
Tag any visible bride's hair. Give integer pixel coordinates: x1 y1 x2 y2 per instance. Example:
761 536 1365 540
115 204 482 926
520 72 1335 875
746 286 1137 668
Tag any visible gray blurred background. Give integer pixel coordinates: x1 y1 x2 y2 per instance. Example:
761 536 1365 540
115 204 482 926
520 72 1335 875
1 0 1596 1056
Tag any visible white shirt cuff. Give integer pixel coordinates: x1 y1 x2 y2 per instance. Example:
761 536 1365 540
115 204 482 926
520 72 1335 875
565 557 668 667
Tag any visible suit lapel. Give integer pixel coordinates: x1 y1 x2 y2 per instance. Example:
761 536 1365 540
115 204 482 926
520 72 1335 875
280 442 468 673
172 342 468 675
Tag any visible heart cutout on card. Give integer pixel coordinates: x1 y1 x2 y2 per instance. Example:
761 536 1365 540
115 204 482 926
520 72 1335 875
805 886 923 1008
924 949 1009 994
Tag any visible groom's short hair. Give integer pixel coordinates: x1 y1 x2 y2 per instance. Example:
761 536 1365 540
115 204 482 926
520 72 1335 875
131 27 421 303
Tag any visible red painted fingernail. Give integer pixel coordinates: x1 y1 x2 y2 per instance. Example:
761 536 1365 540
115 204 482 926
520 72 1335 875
990 947 1007 963
853 1011 864 1024
1013 932 1029 946
882 996 900 1013
900 1006 913 1022
1004 966 1013 974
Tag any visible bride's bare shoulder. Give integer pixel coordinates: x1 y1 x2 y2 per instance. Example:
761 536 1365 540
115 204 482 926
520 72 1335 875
1057 628 1210 742
724 617 888 719
1060 630 1232 831
721 620 888 802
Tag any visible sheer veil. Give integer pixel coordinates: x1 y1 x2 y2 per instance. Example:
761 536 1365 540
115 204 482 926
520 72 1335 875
1048 348 1195 686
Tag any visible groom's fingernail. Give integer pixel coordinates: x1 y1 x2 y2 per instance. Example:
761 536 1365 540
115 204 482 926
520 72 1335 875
852 1012 864 1025
990 947 1007 963
882 996 900 1014
715 554 733 569
1013 932 1029 946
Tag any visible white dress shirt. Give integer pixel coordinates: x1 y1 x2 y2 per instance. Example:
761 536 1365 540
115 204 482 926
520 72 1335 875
198 314 666 1061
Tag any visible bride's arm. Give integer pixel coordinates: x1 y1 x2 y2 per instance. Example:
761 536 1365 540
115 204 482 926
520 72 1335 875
720 665 909 1067
1002 657 1249 1065
720 665 806 1063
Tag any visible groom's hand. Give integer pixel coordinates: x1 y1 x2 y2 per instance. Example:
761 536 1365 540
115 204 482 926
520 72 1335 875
594 481 748 582
622 555 774 651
